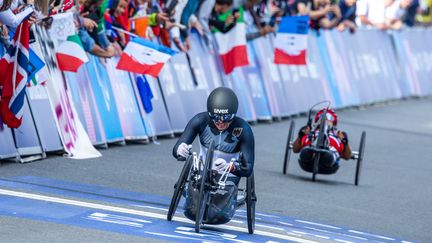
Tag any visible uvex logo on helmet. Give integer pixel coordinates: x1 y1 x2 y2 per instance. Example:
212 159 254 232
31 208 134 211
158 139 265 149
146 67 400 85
214 108 229 114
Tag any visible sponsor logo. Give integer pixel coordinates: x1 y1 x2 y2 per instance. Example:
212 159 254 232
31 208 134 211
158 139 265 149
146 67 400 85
232 127 243 137
214 108 229 114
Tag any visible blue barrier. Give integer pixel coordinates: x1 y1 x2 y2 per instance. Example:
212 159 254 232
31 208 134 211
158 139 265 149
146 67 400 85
105 57 149 141
240 42 272 121
86 55 124 144
252 35 287 118
66 67 107 146
392 29 432 96
3 27 432 160
136 74 173 137
158 59 190 133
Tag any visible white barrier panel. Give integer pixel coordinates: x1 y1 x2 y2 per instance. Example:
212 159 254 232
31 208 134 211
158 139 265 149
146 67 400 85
251 35 288 118
0 127 17 160
392 29 432 96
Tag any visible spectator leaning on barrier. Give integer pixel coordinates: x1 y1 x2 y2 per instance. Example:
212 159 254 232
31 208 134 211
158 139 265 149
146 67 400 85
309 0 342 30
0 0 35 29
416 0 432 25
209 0 238 33
289 0 311 16
74 0 115 57
335 0 357 32
386 0 414 29
401 0 420 26
356 0 389 30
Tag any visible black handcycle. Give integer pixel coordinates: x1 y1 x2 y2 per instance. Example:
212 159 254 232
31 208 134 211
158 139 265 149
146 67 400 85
282 101 366 185
167 140 256 233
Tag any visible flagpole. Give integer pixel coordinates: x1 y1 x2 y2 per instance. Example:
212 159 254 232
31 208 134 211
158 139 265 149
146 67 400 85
112 27 139 38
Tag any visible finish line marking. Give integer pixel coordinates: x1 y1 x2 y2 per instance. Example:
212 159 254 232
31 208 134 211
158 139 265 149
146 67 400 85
0 188 317 243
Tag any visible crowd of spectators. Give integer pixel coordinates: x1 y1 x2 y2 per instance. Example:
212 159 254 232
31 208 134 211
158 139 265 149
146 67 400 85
1 0 432 59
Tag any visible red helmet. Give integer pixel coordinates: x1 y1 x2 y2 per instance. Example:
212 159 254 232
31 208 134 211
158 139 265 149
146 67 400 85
314 108 338 126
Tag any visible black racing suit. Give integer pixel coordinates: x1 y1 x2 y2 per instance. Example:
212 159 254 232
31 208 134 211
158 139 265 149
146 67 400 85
172 112 255 224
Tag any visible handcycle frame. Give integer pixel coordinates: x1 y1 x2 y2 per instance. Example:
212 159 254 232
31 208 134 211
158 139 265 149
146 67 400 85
282 101 366 185
167 140 256 234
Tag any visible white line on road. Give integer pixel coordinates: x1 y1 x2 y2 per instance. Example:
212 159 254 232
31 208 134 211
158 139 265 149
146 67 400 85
0 189 317 243
348 230 395 241
295 220 342 229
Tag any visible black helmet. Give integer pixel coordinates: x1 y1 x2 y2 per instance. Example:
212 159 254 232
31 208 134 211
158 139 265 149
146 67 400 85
207 87 238 122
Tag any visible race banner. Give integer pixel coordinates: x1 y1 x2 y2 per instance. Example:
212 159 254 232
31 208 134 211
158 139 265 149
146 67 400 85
251 35 286 118
131 74 173 137
392 29 432 96
274 16 309 65
240 42 272 120
33 26 101 159
105 57 149 140
65 66 107 146
157 59 189 133
86 55 124 143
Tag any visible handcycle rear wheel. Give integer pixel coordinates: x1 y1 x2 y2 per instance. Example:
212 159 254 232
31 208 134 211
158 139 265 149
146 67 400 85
355 131 366 186
312 109 327 182
167 155 193 221
195 140 216 233
283 120 295 174
246 173 256 234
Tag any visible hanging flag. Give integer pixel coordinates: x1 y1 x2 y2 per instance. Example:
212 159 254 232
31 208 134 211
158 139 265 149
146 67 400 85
48 12 75 40
27 47 45 85
274 15 310 65
136 75 154 113
213 7 249 74
116 37 176 77
0 20 29 128
56 34 89 72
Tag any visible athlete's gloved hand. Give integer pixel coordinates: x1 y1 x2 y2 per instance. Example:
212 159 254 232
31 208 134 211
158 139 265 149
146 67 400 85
213 158 229 172
177 143 192 159
338 131 349 145
298 125 311 138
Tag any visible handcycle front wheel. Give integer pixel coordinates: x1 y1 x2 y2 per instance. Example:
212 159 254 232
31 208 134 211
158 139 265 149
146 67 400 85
355 131 366 186
246 173 256 234
283 120 295 175
195 140 216 233
167 155 193 221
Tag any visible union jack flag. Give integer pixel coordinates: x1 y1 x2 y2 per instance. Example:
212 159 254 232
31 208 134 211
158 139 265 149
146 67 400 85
0 20 29 128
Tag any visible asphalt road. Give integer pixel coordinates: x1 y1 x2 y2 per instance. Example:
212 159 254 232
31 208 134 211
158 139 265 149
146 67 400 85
0 97 431 243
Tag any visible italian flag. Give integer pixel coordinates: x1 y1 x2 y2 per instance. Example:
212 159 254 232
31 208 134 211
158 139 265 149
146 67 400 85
56 34 89 72
214 8 249 74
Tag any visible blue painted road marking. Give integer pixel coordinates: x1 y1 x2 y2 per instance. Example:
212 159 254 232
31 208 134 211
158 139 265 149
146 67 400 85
0 176 417 243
